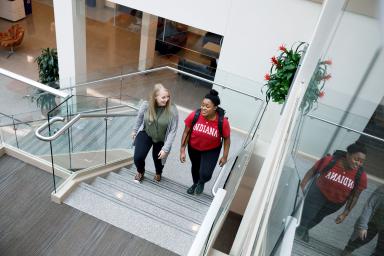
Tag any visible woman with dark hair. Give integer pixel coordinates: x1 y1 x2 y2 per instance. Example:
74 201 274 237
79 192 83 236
131 83 178 182
297 141 368 242
180 89 231 195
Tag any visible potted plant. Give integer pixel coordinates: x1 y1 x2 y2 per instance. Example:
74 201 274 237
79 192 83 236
264 42 331 114
264 42 306 104
33 47 59 116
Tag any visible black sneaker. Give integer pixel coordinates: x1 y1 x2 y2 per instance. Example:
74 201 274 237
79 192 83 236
187 184 197 194
195 182 204 195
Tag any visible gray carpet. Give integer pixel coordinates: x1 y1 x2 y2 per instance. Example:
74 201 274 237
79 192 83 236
0 155 178 256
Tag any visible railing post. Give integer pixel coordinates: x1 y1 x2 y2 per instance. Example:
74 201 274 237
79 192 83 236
48 115 57 193
66 100 72 170
104 98 108 165
120 69 123 101
12 115 19 149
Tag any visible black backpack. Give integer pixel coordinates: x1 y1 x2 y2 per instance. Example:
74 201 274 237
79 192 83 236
318 150 364 196
191 107 226 137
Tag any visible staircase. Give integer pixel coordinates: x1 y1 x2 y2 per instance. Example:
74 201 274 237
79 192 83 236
64 165 213 256
293 237 343 256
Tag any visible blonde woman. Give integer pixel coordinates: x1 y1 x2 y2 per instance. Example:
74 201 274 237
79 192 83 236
131 84 178 182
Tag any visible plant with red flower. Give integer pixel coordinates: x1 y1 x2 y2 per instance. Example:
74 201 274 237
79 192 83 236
300 58 332 114
264 42 306 104
322 74 332 80
271 56 279 66
322 59 332 65
264 73 271 81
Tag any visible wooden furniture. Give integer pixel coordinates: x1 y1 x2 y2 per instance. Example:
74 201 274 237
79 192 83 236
0 0 26 22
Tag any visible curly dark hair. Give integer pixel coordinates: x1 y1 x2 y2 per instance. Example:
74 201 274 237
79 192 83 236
347 141 367 155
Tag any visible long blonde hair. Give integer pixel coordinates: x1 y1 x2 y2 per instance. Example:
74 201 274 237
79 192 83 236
147 83 172 122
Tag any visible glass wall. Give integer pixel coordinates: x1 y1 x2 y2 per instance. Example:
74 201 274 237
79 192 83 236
245 1 383 255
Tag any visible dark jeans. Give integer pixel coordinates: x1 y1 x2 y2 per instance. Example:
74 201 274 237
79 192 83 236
299 182 345 231
345 222 384 256
187 144 221 184
134 131 164 174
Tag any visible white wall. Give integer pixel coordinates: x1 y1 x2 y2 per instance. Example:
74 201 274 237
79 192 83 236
298 10 384 157
215 0 322 141
110 0 231 35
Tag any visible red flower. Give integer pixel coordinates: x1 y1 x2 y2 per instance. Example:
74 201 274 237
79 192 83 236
319 91 325 98
279 44 287 52
323 59 332 65
271 56 279 65
264 73 271 81
322 74 332 80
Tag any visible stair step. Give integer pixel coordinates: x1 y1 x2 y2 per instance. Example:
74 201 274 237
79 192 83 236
293 237 343 256
120 167 213 204
92 176 204 224
65 183 194 256
106 172 208 217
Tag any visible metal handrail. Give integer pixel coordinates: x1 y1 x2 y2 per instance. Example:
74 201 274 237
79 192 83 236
0 112 32 128
0 67 68 98
308 114 384 143
0 104 138 128
35 115 79 141
67 65 263 101
212 159 231 196
35 112 138 141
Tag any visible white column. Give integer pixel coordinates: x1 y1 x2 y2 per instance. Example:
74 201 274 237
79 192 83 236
138 13 158 71
53 0 86 91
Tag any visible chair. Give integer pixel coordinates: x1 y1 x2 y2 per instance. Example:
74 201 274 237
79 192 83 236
0 24 25 58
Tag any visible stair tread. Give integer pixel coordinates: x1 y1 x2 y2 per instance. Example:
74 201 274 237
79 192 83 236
120 167 213 203
106 173 209 216
91 176 205 224
293 237 343 256
65 184 193 256
110 171 212 208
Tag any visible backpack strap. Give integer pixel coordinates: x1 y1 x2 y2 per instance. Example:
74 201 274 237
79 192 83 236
217 107 225 138
319 150 346 175
351 167 363 195
191 108 226 138
191 109 201 129
319 154 337 175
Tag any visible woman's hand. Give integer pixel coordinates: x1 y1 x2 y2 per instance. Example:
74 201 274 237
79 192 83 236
359 229 368 240
335 212 348 224
180 148 186 163
219 156 228 167
131 131 137 140
158 150 167 159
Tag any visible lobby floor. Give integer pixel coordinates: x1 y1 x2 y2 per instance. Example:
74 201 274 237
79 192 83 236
0 1 214 82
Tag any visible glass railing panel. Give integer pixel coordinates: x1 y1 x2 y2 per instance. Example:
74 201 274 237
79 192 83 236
106 115 137 163
0 72 67 118
66 117 108 170
0 114 47 152
202 139 257 255
46 95 139 171
0 123 18 148
65 61 264 135
292 113 384 256
263 113 304 256
16 120 52 156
